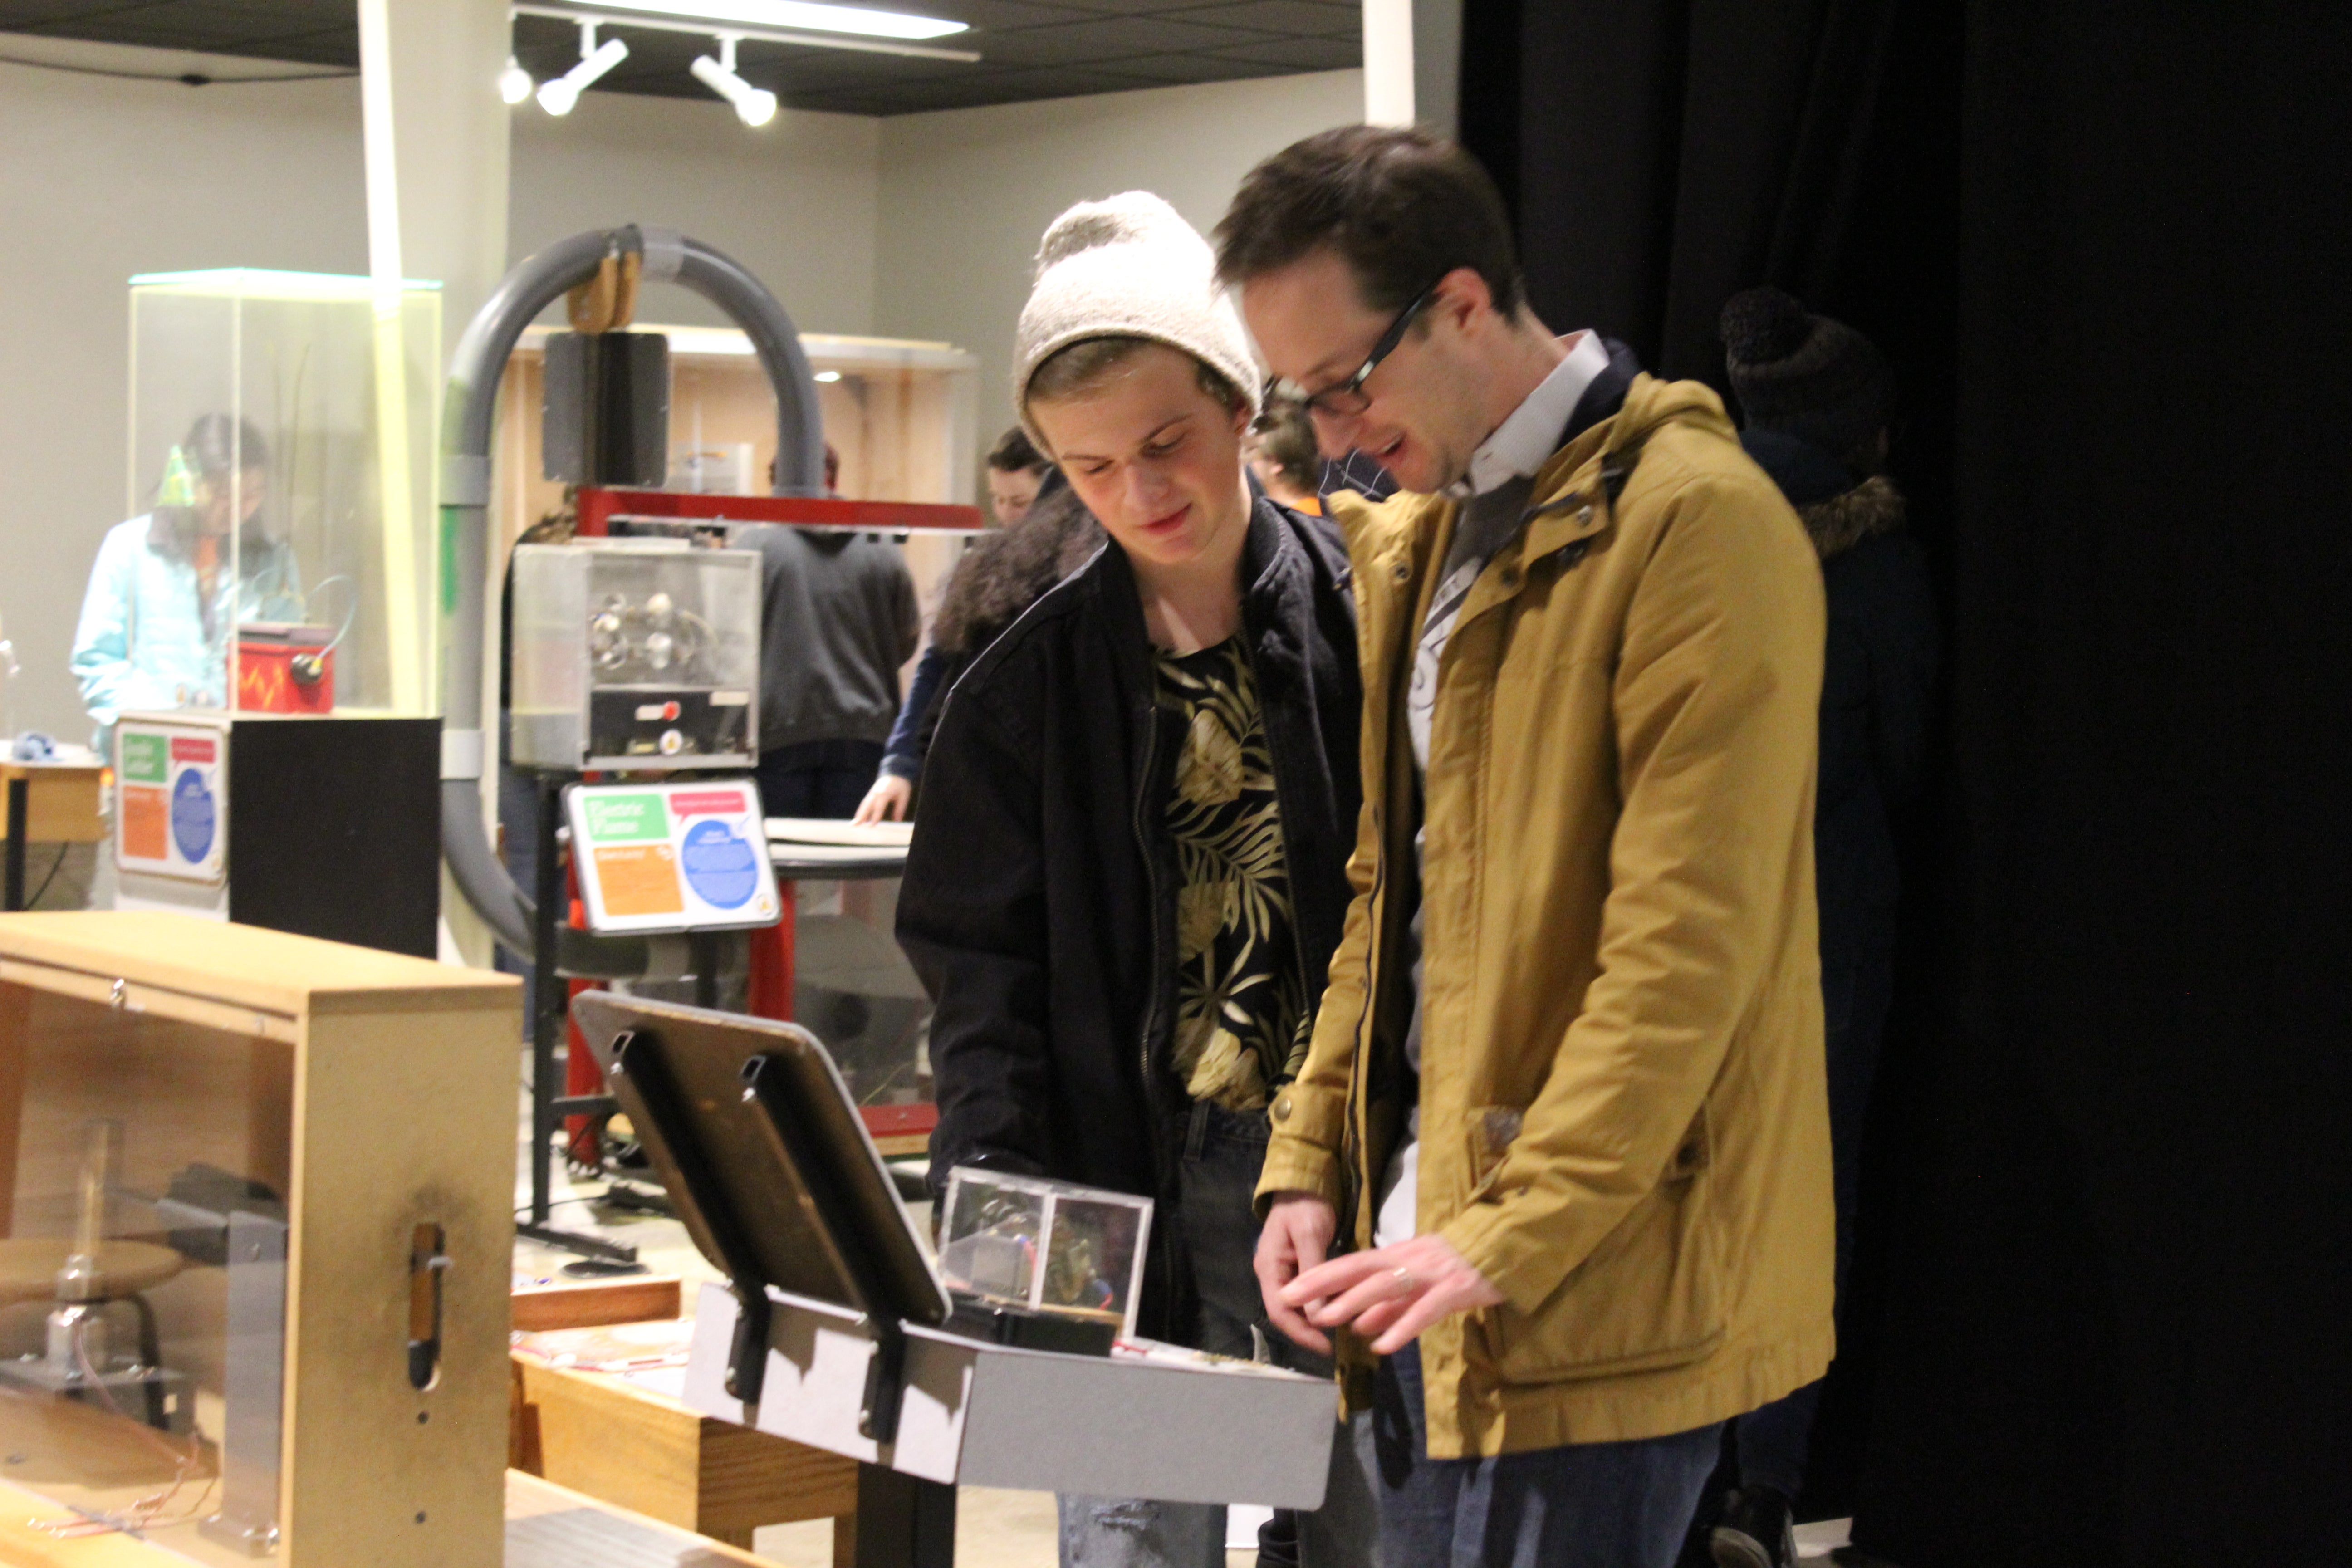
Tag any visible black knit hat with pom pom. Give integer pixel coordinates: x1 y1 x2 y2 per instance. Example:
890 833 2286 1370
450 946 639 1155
1719 286 1894 463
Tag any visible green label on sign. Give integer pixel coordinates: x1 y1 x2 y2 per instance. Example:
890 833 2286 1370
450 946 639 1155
120 732 167 784
581 791 669 843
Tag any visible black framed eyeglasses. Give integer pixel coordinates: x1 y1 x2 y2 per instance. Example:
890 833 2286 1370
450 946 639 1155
1269 281 1439 420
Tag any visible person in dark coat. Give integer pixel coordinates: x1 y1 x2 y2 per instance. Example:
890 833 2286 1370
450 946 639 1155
896 191 1373 1567
1707 287 1940 1568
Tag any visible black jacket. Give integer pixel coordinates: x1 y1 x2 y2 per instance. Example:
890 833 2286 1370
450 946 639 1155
897 494 1361 1338
1740 431 1939 1034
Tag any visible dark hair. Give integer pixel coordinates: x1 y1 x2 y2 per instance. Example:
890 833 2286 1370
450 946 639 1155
149 413 271 564
1250 400 1320 495
986 425 1049 475
180 412 270 481
1214 125 1524 319
1026 336 1246 421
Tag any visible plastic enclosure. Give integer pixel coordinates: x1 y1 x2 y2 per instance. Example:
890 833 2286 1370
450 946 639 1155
936 1169 1152 1338
126 270 442 719
0 913 515 1566
507 540 760 771
788 876 932 1136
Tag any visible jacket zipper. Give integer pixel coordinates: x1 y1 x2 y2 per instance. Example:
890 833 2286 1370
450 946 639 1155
1130 702 1167 1105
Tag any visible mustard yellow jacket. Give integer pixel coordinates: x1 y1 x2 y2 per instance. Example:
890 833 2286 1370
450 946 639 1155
1258 373 1837 1457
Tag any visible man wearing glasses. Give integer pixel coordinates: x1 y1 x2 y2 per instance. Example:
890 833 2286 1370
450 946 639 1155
1214 127 1835 1568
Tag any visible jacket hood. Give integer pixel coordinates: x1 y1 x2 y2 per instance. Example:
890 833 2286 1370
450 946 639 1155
1796 473 1905 560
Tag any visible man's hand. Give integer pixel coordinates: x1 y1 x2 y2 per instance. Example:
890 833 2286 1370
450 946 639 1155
1283 1232 1505 1356
1255 1193 1338 1354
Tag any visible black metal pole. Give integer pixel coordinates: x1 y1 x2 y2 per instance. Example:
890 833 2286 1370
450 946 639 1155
691 929 718 1010
516 773 637 1264
853 1466 956 1568
4 777 29 912
531 773 564 1228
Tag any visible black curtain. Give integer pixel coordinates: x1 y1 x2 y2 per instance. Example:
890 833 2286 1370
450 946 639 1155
1461 5 2352 1565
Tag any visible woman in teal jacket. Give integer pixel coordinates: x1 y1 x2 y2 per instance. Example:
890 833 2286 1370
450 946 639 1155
71 415 301 745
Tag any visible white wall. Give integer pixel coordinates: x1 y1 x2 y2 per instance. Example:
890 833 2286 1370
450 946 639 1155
874 69 1365 441
511 89 879 334
0 45 371 747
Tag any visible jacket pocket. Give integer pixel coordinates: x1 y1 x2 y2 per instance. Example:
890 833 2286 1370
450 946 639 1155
1478 1105 1726 1382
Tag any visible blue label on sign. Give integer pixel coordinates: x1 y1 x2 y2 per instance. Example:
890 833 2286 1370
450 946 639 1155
679 819 757 910
171 767 216 864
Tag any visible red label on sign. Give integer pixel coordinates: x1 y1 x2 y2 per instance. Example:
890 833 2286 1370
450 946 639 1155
669 790 748 817
169 736 217 764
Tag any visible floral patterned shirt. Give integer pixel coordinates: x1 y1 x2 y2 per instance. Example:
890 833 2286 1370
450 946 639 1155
1154 637 1307 1112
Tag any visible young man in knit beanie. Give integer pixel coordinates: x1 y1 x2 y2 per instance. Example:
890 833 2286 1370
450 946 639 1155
897 191 1375 1567
1214 126 1836 1568
1704 287 1937 1568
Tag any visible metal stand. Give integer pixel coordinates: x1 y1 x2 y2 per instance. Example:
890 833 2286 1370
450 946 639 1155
852 1465 957 1568
517 772 636 1262
4 775 27 911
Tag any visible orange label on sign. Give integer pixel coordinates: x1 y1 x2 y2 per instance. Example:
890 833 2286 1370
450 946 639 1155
120 785 168 861
593 844 684 917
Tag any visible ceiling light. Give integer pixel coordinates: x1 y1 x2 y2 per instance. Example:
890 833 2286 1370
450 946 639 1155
690 36 778 127
537 21 629 115
813 370 841 382
499 56 536 103
586 0 965 41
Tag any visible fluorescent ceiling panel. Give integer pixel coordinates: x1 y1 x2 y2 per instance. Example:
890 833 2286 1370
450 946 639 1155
585 0 967 40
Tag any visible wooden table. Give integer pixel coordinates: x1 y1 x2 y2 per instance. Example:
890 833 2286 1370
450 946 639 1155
0 1469 788 1567
511 1353 858 1561
0 761 105 911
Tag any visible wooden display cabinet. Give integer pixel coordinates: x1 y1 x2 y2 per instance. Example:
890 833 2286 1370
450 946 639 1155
0 913 519 1565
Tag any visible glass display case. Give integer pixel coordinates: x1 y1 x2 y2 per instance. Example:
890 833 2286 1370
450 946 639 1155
122 270 441 722
507 540 760 771
786 871 933 1134
0 912 515 1564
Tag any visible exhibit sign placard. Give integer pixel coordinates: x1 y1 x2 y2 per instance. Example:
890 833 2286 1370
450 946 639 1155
115 715 228 883
565 779 781 934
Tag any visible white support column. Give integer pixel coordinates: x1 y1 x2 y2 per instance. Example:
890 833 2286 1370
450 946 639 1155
358 0 512 967
1363 0 1416 126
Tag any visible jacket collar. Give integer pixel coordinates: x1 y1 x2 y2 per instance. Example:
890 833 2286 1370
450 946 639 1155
1093 483 1307 707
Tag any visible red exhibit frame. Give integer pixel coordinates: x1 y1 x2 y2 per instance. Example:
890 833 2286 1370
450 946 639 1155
575 486 987 537
570 486 972 1150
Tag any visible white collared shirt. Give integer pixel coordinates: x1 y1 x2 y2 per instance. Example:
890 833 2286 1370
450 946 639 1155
1450 328 1611 499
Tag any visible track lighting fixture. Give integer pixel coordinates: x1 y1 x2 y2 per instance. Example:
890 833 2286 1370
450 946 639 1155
690 35 779 127
536 20 629 116
499 55 536 104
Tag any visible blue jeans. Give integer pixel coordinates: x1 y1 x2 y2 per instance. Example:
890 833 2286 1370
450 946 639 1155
1059 1102 1380 1568
1372 1343 1720 1568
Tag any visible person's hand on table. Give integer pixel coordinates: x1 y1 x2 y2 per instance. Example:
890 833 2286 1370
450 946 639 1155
853 774 911 824
1281 1231 1505 1355
1255 1192 1338 1353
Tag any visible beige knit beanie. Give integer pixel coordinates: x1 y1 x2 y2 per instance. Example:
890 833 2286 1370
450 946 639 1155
1013 191 1263 448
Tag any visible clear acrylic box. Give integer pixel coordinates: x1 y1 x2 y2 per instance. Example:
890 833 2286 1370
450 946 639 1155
120 270 441 721
507 539 760 771
936 1169 1152 1338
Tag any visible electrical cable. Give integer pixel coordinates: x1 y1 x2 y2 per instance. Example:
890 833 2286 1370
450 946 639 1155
24 843 69 910
0 52 358 85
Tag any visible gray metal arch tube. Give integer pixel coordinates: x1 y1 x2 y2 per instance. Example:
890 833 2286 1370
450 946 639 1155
437 225 825 976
